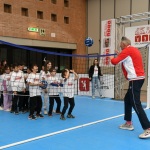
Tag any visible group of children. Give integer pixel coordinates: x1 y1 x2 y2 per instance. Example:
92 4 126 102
0 60 78 120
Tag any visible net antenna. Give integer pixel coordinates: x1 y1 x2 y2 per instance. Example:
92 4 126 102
115 11 150 108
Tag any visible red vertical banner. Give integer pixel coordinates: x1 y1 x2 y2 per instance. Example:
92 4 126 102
101 19 116 66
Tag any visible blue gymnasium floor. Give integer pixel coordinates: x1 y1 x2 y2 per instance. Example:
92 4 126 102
0 96 150 150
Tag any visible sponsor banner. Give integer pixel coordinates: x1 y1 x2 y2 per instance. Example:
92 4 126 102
78 74 92 96
101 19 116 66
78 74 114 98
79 77 90 92
125 25 150 48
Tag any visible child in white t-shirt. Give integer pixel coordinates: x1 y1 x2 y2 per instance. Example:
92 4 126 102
1 65 12 111
26 64 44 120
10 63 26 114
60 69 78 120
46 68 61 117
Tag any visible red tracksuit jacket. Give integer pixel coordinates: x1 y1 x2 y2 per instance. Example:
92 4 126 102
111 45 145 81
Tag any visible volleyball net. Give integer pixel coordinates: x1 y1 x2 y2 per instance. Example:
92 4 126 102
0 40 149 104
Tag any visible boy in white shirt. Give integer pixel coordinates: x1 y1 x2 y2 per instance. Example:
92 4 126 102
60 69 78 120
46 68 61 117
26 64 44 120
10 63 26 114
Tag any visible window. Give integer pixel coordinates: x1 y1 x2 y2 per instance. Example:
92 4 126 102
64 0 69 7
37 11 43 19
51 14 57 22
4 4 12 13
64 16 69 24
21 8 28 17
51 0 57 4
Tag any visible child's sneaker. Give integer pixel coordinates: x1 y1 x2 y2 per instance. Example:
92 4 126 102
48 113 53 117
92 96 95 99
28 115 36 120
119 123 134 131
100 95 104 98
139 129 150 139
0 106 3 110
22 109 26 114
5 109 11 112
60 115 66 120
10 110 14 113
36 114 44 118
67 114 75 118
32 115 36 120
28 115 32 120
14 111 19 115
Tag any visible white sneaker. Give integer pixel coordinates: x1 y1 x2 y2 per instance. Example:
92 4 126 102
0 106 3 110
5 109 11 112
92 96 95 99
100 95 104 98
119 123 134 131
139 129 150 139
44 110 48 115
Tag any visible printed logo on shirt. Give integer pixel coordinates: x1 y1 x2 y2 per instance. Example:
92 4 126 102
53 81 58 84
34 78 40 82
46 75 51 78
68 82 73 86
7 77 10 81
15 76 22 80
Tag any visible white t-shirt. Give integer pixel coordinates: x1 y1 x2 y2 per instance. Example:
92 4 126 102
10 70 26 92
26 73 41 97
62 77 75 98
47 76 61 95
93 66 98 77
40 70 51 81
1 73 12 91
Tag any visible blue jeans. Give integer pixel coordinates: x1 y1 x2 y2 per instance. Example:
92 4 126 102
91 76 101 96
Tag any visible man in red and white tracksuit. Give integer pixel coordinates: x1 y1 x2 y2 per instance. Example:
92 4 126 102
109 36 150 139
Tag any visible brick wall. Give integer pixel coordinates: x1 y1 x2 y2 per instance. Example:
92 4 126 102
0 0 87 56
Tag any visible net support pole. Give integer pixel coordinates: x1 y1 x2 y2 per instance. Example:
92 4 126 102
146 45 150 109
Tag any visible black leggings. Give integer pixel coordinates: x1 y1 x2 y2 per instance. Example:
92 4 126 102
29 96 42 116
0 92 3 106
49 95 61 114
61 97 75 115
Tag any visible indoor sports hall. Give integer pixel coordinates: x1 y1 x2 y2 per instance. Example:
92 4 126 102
1 0 150 150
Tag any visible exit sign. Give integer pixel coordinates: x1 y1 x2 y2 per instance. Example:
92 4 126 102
28 27 39 32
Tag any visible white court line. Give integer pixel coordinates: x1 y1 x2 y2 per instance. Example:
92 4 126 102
0 108 149 150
